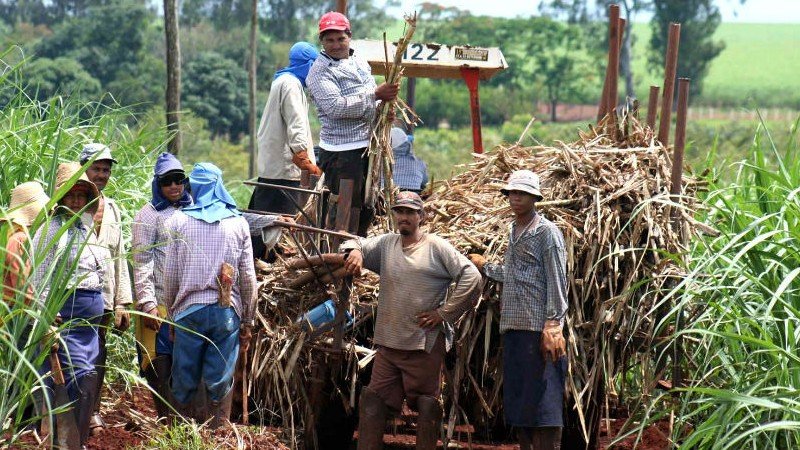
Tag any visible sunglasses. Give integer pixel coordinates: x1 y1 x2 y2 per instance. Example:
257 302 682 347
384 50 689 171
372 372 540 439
158 173 187 187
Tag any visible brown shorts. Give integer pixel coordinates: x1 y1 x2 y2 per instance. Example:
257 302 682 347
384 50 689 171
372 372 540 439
367 334 445 412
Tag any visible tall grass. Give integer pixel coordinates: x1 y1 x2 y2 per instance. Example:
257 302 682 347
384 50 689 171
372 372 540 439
624 116 800 448
0 58 168 444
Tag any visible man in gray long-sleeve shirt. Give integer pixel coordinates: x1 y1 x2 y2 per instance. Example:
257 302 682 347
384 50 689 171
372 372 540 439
307 11 399 236
469 170 568 450
343 191 481 450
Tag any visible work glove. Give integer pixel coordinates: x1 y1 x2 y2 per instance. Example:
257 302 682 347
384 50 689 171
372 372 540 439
541 320 566 362
239 325 253 354
292 151 322 176
114 307 131 332
468 253 486 271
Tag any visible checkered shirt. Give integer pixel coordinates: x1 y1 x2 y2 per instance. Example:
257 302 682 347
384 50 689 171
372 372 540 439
484 215 568 333
392 146 428 191
307 51 378 151
131 203 183 313
162 211 257 324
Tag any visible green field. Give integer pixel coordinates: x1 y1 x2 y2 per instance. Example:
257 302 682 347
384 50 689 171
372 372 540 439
631 22 800 107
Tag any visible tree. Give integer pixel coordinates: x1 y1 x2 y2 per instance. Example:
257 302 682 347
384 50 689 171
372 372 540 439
648 0 725 101
23 57 102 101
182 52 249 138
165 0 182 154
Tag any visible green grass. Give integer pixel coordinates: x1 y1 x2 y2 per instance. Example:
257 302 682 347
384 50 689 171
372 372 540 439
630 22 800 107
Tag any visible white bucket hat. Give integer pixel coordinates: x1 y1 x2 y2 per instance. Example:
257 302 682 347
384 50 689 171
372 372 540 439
500 170 543 199
8 181 50 227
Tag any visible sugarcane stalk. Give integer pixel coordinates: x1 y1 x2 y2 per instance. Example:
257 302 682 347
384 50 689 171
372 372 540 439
364 13 417 214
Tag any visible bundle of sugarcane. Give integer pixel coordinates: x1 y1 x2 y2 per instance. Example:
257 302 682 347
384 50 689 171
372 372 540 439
421 113 704 443
247 111 703 445
363 13 418 216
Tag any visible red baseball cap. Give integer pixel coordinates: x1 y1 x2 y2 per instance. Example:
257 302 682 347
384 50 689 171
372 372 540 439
319 11 350 34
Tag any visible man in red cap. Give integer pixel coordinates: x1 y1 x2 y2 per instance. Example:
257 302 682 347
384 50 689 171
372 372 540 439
307 11 399 236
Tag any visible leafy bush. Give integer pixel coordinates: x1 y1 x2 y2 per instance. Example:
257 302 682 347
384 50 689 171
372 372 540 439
182 52 249 140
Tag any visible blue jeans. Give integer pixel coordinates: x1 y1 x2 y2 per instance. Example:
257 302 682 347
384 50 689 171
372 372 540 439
171 304 240 404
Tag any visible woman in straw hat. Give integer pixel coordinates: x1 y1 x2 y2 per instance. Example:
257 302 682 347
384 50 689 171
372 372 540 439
31 162 110 447
2 181 50 306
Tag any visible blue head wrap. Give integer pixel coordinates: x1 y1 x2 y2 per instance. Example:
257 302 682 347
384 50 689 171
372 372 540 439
151 152 192 211
183 163 240 223
273 42 319 87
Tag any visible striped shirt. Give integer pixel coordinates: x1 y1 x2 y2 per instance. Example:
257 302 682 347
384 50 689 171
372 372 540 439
352 233 481 352
162 211 257 324
32 214 108 305
94 196 133 310
131 203 182 314
484 215 568 333
307 51 378 151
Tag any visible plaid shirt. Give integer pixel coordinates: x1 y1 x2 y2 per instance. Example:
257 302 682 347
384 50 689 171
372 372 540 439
32 214 108 305
307 51 377 151
484 215 568 333
131 203 182 313
392 143 428 191
162 211 257 324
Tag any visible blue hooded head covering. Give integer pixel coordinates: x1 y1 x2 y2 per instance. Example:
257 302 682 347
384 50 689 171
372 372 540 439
273 42 319 87
151 152 193 211
183 162 240 223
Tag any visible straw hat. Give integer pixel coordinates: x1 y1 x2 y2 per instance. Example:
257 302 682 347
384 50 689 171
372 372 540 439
54 162 101 211
7 181 50 227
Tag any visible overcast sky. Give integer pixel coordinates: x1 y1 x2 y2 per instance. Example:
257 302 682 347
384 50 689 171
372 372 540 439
390 0 800 22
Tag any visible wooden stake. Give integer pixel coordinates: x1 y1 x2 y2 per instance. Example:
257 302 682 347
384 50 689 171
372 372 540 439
597 4 620 122
646 85 660 129
658 23 681 146
336 0 347 14
670 78 690 199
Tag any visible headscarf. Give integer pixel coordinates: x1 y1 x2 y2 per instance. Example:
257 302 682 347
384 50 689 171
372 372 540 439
151 152 192 211
273 42 319 87
183 163 240 223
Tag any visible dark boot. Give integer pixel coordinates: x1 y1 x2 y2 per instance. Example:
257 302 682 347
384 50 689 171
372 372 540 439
415 395 442 450
207 388 234 429
150 355 173 419
75 370 99 446
532 426 562 450
356 387 387 450
90 314 110 435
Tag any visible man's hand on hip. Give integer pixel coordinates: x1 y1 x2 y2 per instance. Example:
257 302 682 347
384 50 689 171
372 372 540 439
416 310 444 331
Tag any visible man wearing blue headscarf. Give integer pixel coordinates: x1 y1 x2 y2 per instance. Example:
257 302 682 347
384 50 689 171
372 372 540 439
162 163 257 428
249 41 321 259
132 152 193 419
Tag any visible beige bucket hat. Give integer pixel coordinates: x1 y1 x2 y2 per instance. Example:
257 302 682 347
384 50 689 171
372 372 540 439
54 162 101 211
7 181 50 227
500 170 543 199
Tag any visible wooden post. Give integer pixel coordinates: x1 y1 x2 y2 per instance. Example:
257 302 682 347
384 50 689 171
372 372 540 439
247 0 258 179
336 0 347 14
406 77 416 134
670 77 690 394
461 68 484 153
646 85 660 129
658 23 681 146
164 0 181 155
597 4 620 122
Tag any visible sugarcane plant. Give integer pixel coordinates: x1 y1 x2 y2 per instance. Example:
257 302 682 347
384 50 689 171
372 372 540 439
363 13 419 221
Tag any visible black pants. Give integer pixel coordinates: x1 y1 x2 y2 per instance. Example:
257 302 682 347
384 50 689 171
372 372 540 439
248 178 303 259
317 148 375 237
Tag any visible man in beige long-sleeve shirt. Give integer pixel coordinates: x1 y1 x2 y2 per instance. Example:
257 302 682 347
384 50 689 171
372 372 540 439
79 143 133 433
343 191 482 450
248 42 321 259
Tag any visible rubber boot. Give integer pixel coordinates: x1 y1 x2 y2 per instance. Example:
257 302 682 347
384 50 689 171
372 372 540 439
208 388 234 429
532 426 562 450
75 370 100 447
90 313 110 435
150 355 173 419
415 395 442 450
356 387 387 450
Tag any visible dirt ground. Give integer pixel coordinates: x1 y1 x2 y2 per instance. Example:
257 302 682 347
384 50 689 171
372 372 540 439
9 386 670 449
